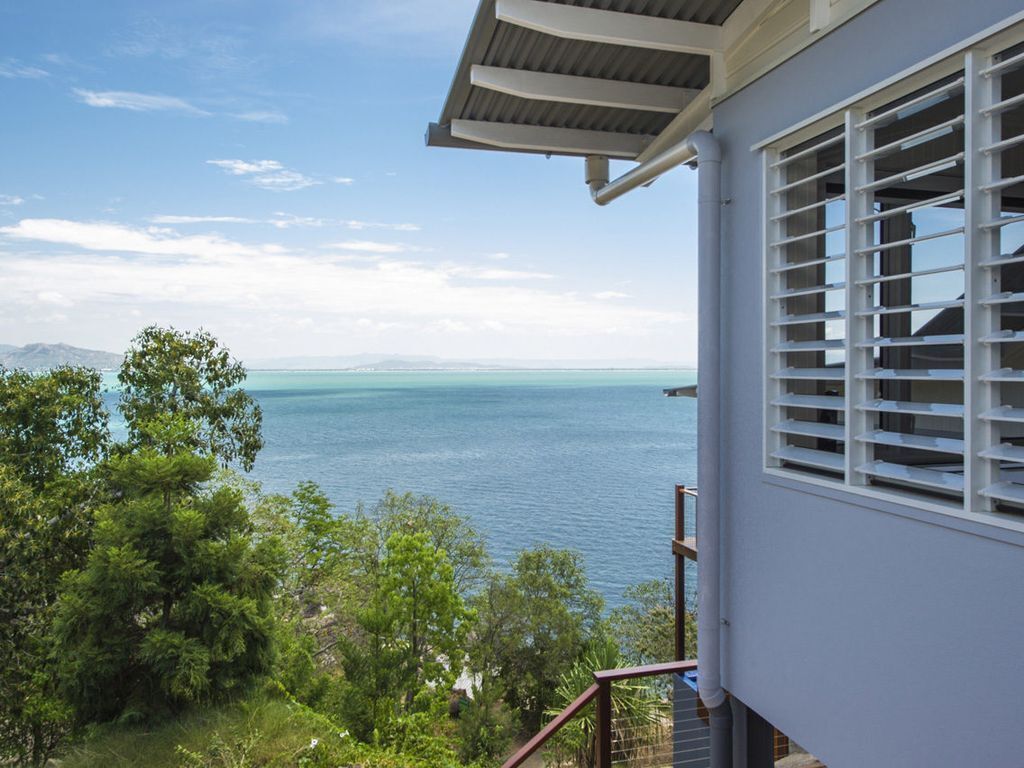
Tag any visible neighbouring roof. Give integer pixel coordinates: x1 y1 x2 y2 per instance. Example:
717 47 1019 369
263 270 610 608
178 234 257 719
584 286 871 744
427 0 744 159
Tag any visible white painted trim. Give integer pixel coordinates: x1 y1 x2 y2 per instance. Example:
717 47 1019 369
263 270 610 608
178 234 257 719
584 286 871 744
763 148 784 470
495 0 723 54
449 119 650 158
964 48 1002 514
722 0 780 51
751 9 1024 152
763 469 1024 544
635 87 713 163
469 65 698 113
809 0 831 33
844 108 871 486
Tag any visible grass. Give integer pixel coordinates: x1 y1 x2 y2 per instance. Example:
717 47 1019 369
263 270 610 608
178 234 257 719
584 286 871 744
56 693 439 768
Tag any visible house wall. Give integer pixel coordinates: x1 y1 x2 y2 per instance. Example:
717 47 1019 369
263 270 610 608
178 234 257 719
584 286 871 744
711 1 1024 766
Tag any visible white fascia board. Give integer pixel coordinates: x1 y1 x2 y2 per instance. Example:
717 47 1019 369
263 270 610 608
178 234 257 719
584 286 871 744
450 119 650 158
495 0 723 55
470 65 700 113
721 0 780 50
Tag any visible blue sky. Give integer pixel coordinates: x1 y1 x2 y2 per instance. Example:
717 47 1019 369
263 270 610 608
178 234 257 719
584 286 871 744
0 0 700 365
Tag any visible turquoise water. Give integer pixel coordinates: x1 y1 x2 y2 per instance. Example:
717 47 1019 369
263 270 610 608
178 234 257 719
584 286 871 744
108 370 697 607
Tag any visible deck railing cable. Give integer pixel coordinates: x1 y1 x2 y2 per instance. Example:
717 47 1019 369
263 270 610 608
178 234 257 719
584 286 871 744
501 660 700 768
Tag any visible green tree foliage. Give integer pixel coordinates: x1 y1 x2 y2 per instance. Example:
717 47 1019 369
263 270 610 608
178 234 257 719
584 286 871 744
545 639 666 768
609 578 695 664
0 367 110 766
118 326 263 471
53 423 284 724
457 678 515 765
338 532 470 741
361 491 489 594
471 546 604 732
0 466 73 766
0 366 109 490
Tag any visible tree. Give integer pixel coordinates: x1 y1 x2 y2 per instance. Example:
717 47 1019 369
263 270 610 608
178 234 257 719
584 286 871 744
363 490 489 594
0 366 110 766
609 578 694 664
0 466 72 767
471 546 604 731
118 326 263 471
545 639 667 768
338 532 470 741
0 365 109 490
53 421 283 723
457 676 516 765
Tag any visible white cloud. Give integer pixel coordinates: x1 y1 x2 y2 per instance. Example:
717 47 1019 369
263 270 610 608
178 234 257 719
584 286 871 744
234 110 289 124
330 240 410 254
484 252 510 260
0 218 268 261
0 59 48 79
453 267 554 281
333 177 355 185
37 290 72 306
269 214 327 229
73 88 208 115
345 220 420 232
0 218 682 347
148 213 421 232
0 218 691 362
208 159 281 176
0 195 24 206
594 291 631 300
150 215 257 225
207 159 320 192
41 53 71 66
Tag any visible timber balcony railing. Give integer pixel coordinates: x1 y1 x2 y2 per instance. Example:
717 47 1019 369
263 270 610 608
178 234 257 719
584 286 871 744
672 485 698 661
501 485 708 768
500 659 713 768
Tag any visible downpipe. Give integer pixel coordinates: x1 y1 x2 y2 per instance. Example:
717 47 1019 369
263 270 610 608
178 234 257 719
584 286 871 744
587 132 730 766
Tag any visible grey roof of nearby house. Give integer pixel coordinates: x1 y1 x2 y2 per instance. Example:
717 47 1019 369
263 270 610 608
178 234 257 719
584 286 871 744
428 0 743 157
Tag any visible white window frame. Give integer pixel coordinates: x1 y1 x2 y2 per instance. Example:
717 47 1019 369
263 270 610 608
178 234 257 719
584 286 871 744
762 17 1024 529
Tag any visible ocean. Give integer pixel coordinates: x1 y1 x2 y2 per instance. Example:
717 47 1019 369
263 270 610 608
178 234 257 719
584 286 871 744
107 369 698 608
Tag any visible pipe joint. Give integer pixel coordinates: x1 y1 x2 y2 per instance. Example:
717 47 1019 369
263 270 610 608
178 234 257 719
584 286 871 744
585 155 609 193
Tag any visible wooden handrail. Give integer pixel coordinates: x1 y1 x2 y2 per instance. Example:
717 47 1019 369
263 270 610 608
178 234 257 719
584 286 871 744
593 658 697 683
501 683 600 768
500 660 699 768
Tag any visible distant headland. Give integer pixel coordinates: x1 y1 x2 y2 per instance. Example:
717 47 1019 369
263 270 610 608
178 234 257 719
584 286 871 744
1 344 692 372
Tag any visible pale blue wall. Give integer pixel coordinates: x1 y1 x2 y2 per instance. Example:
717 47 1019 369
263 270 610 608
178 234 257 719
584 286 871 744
711 1 1024 766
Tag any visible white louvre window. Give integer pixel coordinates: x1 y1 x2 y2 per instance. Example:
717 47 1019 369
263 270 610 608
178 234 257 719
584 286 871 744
765 129 847 477
971 42 1024 514
847 75 967 501
764 26 1024 522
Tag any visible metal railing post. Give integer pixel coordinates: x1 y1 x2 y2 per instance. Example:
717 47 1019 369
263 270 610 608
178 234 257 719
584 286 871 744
595 679 612 768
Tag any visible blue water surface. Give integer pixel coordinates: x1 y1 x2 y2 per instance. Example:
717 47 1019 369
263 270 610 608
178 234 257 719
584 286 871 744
108 370 697 608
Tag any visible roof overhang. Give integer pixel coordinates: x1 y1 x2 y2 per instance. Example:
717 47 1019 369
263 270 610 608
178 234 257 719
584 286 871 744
427 0 883 163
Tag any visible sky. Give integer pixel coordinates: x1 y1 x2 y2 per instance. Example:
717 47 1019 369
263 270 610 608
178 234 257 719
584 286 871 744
0 0 701 366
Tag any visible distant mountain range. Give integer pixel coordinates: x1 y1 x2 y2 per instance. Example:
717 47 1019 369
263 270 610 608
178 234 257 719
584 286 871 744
0 344 689 372
0 343 123 371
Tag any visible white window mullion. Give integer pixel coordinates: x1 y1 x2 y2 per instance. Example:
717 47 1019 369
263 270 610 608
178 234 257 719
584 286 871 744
764 148 785 469
964 49 1001 514
845 108 874 485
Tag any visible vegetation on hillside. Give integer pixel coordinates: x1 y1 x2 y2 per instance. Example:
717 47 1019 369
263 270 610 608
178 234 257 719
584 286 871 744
0 325 692 768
